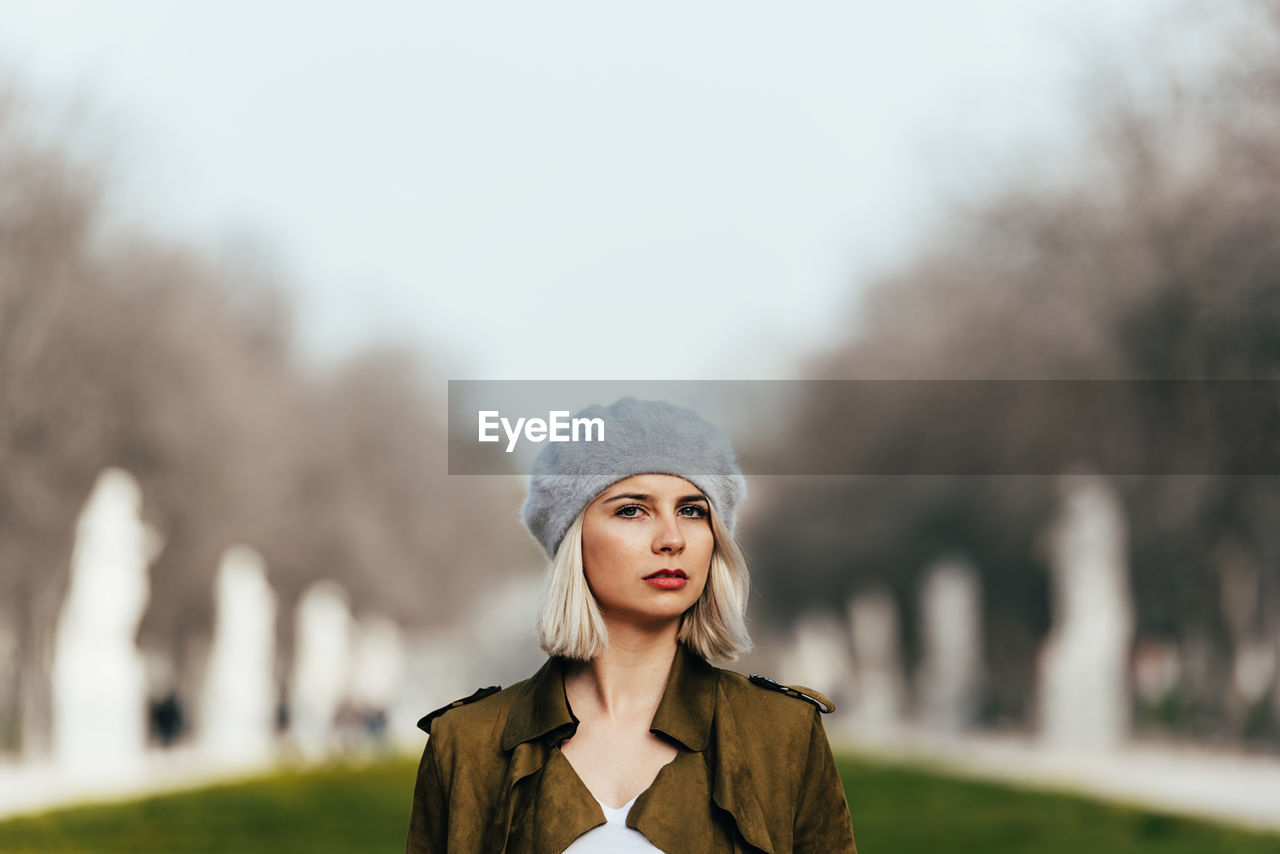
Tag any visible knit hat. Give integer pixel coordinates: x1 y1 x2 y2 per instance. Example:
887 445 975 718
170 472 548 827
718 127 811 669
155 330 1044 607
521 398 747 559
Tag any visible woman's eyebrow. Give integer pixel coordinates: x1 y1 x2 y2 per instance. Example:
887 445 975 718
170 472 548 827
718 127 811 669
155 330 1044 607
602 493 708 504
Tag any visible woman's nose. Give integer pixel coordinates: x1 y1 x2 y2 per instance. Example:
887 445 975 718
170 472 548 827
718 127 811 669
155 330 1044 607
653 513 685 553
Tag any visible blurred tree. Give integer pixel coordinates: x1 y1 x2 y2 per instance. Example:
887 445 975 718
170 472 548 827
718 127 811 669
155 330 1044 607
0 89 112 756
745 0 1280 742
0 86 534 757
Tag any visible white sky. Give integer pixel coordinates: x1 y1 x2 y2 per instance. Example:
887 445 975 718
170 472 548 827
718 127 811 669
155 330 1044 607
1 1 1173 380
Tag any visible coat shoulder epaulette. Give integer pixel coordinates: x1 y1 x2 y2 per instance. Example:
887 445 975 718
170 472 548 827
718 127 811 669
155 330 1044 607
416 685 502 733
747 674 836 714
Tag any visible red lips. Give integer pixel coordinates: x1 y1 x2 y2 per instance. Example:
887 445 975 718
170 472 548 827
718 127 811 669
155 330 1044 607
643 569 687 579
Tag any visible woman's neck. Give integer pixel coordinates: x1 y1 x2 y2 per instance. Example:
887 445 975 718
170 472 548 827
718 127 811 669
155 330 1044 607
566 624 680 722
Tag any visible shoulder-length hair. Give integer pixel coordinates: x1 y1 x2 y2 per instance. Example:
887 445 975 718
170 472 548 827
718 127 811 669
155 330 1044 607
536 500 753 663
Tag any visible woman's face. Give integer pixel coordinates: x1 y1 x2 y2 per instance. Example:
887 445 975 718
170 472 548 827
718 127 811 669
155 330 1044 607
580 473 714 628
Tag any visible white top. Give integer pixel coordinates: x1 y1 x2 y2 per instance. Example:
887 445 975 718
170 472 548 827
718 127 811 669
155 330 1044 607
561 793 664 853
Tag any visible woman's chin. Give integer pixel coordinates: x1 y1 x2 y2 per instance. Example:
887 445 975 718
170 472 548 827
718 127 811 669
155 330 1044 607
600 606 691 634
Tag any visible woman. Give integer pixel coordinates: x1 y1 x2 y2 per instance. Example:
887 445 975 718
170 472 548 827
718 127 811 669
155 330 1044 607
406 398 857 853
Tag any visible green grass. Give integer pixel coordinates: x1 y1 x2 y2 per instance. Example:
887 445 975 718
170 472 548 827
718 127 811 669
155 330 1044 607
840 756 1280 853
0 759 417 854
0 753 1276 853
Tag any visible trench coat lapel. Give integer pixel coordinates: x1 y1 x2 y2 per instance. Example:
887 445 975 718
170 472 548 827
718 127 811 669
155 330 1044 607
502 656 578 751
496 657 599 853
495 646 775 854
648 643 716 751
645 645 775 854
491 740 547 851
708 696 776 853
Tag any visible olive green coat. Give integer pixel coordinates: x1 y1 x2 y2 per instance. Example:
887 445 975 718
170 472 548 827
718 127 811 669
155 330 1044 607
405 643 857 853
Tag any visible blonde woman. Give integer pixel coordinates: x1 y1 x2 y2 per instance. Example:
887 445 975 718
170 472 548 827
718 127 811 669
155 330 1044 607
406 398 857 853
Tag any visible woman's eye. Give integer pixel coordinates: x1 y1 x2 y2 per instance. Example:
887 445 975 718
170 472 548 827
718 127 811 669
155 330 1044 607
679 505 708 518
616 505 643 518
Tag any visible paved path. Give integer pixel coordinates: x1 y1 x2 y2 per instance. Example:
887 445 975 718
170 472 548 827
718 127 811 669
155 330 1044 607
833 725 1280 833
0 748 277 822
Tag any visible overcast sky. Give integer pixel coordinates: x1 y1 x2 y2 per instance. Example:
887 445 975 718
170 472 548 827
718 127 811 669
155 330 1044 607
1 1 1173 380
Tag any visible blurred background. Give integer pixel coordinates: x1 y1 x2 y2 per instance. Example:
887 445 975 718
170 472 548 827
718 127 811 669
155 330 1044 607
2 0 1280 848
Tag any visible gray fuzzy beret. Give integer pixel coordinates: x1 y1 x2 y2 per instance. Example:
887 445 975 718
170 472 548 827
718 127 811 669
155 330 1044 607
521 397 747 558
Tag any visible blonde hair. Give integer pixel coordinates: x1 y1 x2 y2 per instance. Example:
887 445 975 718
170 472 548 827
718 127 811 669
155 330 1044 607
536 501 753 662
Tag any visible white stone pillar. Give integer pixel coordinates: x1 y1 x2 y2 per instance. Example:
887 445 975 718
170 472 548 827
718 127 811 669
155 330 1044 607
199 546 278 767
51 468 159 780
847 590 907 729
289 581 353 758
1038 473 1134 750
917 557 983 733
